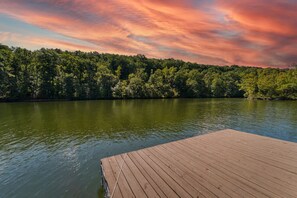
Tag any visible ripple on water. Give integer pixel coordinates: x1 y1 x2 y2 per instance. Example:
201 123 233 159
0 99 297 197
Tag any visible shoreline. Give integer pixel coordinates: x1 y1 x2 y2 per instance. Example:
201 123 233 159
0 97 295 103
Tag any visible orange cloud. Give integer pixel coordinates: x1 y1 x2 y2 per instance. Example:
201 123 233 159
0 32 98 51
0 0 296 67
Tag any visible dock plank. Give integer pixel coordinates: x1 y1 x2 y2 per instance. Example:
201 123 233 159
101 129 297 198
129 152 178 198
197 132 297 174
201 131 297 167
178 138 296 197
101 158 123 198
193 136 297 188
107 156 135 198
198 139 297 189
137 149 192 198
149 146 216 198
118 154 160 198
162 143 242 197
114 155 147 198
142 148 203 198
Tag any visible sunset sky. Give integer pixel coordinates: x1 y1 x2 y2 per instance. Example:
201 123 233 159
0 0 296 68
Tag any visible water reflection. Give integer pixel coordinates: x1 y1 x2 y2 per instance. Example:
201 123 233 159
0 99 297 197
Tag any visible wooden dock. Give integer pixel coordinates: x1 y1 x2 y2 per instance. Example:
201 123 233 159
100 129 297 198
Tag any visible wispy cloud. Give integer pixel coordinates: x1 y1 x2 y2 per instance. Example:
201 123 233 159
0 32 98 51
0 0 296 67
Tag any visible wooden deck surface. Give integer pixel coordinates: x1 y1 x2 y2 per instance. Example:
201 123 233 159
100 129 297 198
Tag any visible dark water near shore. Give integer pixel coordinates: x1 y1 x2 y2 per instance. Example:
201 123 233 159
0 99 297 197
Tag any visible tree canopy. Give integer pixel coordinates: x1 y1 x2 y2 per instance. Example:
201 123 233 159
0 44 296 101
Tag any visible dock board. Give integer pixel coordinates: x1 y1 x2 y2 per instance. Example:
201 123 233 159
100 129 297 198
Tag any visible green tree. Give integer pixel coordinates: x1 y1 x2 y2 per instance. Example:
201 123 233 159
223 73 243 97
0 44 295 101
126 69 147 98
96 65 118 98
147 67 177 98
0 44 12 99
276 70 297 99
185 70 206 97
211 74 225 97
36 49 59 98
112 80 128 98
240 72 259 99
257 70 278 99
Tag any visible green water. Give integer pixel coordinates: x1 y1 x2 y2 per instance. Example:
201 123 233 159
0 99 297 197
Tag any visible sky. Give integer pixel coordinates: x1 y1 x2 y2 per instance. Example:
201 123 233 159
0 0 297 68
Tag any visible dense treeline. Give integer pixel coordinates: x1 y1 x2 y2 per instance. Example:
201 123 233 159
0 44 296 101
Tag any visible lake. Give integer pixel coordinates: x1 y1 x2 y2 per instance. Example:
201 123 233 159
0 99 297 197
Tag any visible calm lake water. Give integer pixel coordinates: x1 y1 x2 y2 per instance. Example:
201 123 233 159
0 99 297 197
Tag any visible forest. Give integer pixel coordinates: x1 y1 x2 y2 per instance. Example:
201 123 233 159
0 44 296 101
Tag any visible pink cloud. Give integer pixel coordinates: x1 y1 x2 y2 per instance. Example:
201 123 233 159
0 32 98 51
0 0 296 67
